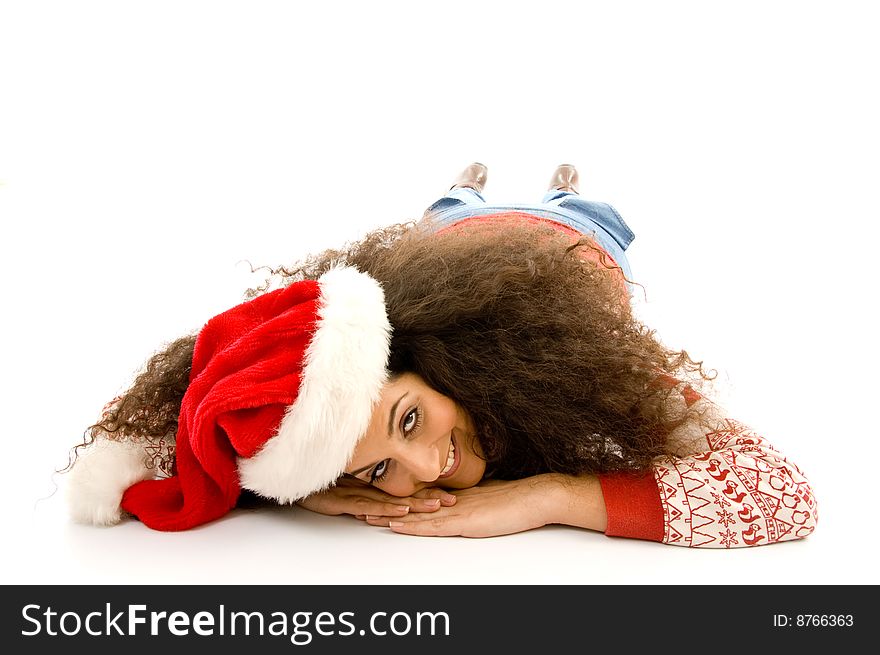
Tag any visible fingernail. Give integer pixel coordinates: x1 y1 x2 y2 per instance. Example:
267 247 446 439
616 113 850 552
389 522 404 528
366 515 379 520
425 499 441 507
442 493 456 502
396 505 410 513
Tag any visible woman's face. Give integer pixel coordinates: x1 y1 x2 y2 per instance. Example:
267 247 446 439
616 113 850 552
344 372 485 497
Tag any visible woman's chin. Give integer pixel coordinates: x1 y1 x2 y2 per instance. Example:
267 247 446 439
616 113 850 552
440 461 485 489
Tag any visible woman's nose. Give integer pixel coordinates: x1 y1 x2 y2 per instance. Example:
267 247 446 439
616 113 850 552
401 443 442 482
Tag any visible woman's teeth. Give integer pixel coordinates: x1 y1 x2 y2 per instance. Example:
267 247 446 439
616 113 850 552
440 441 456 475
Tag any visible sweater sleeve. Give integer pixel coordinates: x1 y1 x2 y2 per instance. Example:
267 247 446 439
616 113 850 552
597 384 818 548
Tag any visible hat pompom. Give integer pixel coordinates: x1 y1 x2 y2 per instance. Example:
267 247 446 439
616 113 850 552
66 439 153 526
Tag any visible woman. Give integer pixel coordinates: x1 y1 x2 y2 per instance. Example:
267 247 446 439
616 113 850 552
65 163 817 548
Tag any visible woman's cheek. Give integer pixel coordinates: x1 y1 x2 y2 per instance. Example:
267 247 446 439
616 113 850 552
378 477 419 498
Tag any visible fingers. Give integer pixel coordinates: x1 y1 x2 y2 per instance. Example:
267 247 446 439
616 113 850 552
364 509 459 532
365 515 450 533
367 494 455 514
387 516 459 537
341 498 410 517
408 498 444 512
340 489 458 522
411 488 458 507
346 486 455 510
375 502 412 517
362 501 438 526
365 515 392 527
359 498 445 516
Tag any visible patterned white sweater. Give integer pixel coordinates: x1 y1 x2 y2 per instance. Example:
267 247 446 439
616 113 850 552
598 377 818 548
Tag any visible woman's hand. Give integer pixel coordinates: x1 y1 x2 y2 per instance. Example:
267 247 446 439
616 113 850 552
366 474 607 537
364 475 569 538
296 475 457 520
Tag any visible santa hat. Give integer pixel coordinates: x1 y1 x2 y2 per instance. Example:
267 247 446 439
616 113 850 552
66 266 391 531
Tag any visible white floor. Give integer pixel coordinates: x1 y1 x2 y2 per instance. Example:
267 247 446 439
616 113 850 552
2 1 878 586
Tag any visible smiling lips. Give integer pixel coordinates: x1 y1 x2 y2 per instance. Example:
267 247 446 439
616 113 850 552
438 434 460 479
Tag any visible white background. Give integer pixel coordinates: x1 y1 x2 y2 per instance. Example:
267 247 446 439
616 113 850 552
1 0 878 585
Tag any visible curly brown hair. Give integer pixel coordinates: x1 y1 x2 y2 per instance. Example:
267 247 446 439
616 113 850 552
72 216 715 484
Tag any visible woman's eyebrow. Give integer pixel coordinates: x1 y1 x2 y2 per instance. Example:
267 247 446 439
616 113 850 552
387 392 408 437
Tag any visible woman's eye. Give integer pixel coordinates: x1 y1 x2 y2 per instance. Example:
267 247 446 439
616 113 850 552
402 409 418 434
370 459 390 483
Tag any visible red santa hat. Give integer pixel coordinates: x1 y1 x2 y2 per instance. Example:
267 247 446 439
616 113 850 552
66 266 391 531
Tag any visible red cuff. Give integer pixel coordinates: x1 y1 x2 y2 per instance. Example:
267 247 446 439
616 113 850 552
598 471 665 542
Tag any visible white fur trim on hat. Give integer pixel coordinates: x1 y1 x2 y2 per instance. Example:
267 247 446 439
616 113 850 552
66 438 154 526
237 266 391 503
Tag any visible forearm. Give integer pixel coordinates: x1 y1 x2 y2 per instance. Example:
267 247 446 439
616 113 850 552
543 473 608 533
